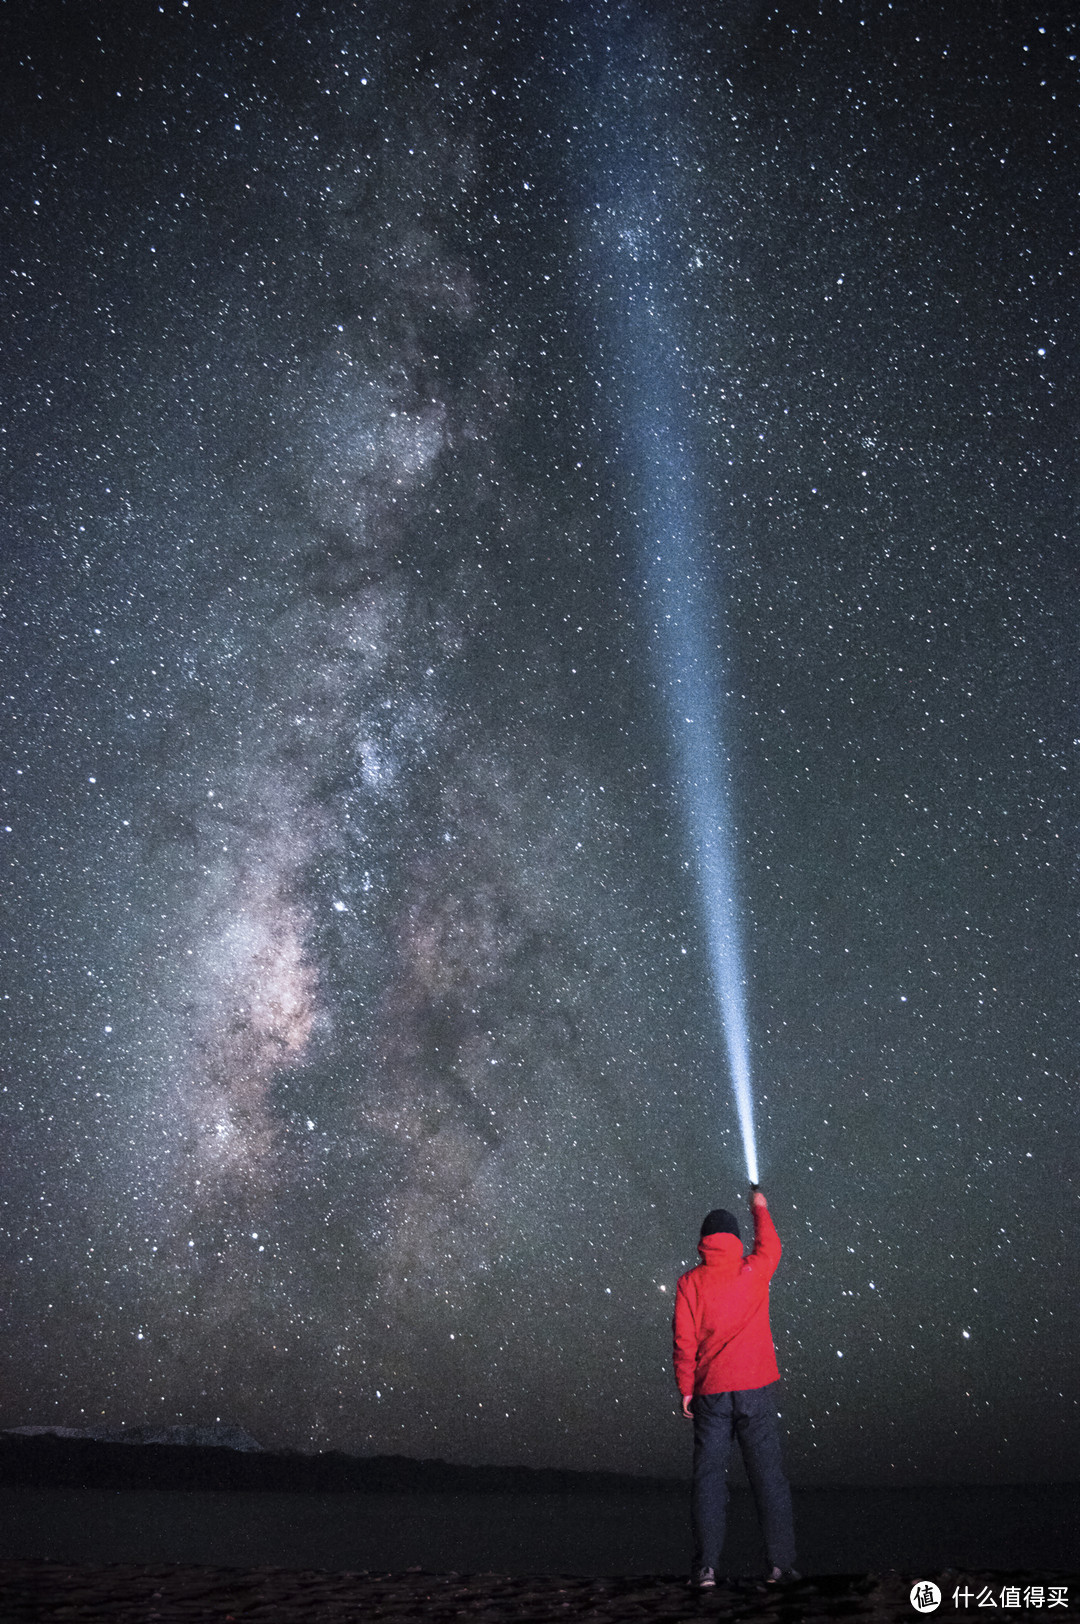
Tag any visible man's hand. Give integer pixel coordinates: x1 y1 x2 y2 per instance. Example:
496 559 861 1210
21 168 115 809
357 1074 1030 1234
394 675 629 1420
681 1394 694 1419
750 1186 767 1210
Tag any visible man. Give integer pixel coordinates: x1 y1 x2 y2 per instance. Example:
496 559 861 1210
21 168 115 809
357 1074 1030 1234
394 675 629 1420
672 1185 798 1588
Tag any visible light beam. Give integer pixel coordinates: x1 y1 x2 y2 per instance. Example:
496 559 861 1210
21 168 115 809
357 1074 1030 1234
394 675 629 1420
594 128 759 1186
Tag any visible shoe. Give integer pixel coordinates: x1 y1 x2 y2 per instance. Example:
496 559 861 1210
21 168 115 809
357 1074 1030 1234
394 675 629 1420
764 1566 801 1584
690 1567 717 1589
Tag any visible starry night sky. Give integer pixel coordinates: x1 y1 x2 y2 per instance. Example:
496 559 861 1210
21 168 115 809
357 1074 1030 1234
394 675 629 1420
2 0 1076 1486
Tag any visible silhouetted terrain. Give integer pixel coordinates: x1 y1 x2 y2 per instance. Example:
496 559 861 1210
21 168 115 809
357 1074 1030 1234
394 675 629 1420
0 1432 682 1496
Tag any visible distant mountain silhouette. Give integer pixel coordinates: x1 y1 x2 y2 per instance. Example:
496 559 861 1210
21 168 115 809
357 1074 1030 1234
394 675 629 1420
0 1430 684 1496
5 1423 264 1452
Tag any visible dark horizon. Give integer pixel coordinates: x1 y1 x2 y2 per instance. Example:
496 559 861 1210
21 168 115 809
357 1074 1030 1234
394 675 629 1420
2 1433 1078 1581
2 0 1076 1491
4 1427 1080 1496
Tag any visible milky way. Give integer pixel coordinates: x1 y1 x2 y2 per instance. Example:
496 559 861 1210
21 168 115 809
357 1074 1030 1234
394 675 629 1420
1 0 1076 1485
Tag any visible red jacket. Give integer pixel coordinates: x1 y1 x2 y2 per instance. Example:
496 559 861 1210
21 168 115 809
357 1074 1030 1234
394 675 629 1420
672 1203 782 1395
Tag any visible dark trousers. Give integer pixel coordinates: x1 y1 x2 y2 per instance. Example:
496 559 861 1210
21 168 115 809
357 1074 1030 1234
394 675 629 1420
691 1384 796 1573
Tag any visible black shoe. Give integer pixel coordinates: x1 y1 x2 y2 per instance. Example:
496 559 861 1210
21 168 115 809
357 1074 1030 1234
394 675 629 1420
764 1566 801 1585
690 1566 717 1589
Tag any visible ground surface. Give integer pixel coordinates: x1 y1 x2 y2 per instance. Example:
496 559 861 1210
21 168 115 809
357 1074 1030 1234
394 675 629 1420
0 1563 1076 1623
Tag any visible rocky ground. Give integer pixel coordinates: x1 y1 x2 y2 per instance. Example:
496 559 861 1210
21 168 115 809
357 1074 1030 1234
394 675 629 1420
0 1563 1076 1623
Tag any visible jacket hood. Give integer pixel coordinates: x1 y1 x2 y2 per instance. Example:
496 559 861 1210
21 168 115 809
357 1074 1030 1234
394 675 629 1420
697 1230 745 1268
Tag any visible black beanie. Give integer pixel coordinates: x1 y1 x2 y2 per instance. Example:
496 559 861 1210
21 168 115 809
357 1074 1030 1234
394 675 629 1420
700 1208 741 1241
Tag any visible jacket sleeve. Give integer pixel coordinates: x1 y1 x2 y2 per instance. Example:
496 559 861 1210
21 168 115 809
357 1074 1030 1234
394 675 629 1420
748 1203 782 1278
672 1276 698 1395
